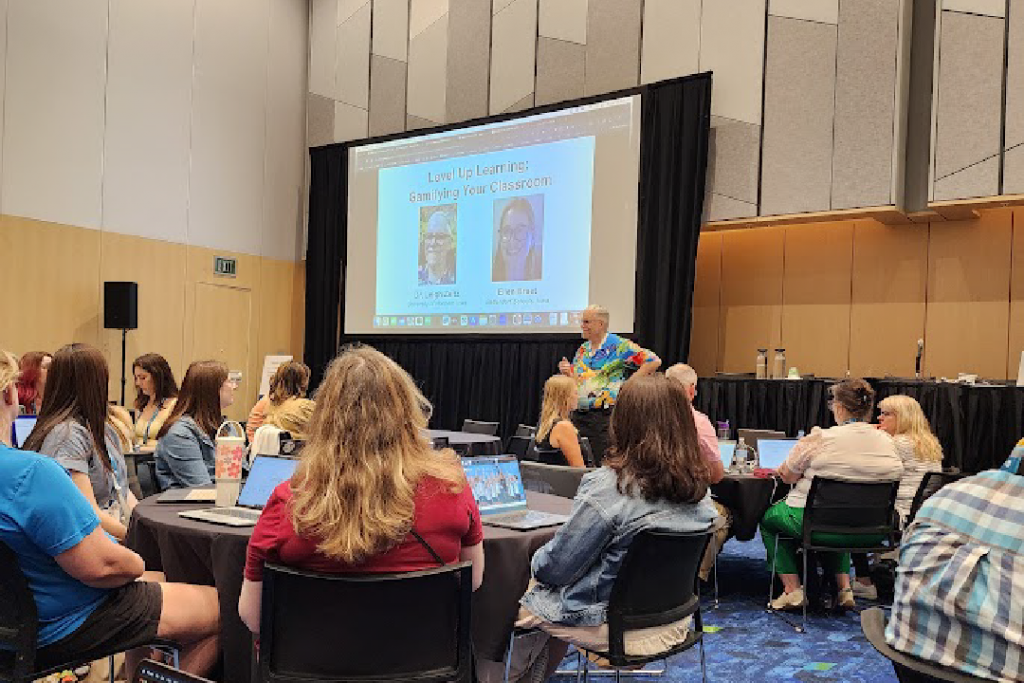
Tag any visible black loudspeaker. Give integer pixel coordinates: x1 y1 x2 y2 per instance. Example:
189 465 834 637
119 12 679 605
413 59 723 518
104 281 138 330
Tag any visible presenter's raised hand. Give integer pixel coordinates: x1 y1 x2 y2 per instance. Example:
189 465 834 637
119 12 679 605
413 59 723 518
558 357 573 377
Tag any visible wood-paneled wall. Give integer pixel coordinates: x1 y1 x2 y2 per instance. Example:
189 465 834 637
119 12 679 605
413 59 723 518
0 216 304 421
690 208 1024 380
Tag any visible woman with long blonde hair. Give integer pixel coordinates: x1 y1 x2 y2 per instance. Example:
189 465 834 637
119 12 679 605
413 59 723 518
535 375 585 467
238 346 485 634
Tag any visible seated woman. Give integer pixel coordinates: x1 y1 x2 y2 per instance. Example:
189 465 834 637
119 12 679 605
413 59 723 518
852 394 943 600
0 348 220 677
250 397 315 459
132 353 179 450
15 350 51 415
245 361 309 443
516 374 718 677
25 344 136 542
760 379 903 610
154 360 236 489
238 345 484 634
534 375 586 467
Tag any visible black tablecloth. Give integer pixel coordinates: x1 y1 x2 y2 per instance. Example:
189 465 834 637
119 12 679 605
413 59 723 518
427 429 502 456
695 377 1024 473
126 491 570 682
711 475 785 541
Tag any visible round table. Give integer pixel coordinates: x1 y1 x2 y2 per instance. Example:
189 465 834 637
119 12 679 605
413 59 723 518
126 490 570 683
427 429 502 456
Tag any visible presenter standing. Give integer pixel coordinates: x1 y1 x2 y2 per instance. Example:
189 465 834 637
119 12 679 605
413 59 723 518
558 305 660 464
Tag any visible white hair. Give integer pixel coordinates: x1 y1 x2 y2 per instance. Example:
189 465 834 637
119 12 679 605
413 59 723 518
583 304 609 325
666 363 698 388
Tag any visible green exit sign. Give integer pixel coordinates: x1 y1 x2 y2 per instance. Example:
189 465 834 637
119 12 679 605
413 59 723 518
214 257 237 277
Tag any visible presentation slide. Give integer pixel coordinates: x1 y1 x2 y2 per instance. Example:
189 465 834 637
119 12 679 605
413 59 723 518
345 94 642 334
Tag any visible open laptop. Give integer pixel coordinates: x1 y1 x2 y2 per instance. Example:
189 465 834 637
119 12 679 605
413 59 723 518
756 438 799 471
737 428 787 454
12 415 36 448
462 456 569 530
178 455 298 527
718 441 736 469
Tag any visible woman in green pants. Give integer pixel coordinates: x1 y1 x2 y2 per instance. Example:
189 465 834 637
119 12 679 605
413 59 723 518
760 379 903 610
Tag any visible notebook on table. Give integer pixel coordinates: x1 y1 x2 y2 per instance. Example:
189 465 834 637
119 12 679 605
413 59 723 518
178 455 298 527
462 456 569 530
756 438 799 471
158 487 216 504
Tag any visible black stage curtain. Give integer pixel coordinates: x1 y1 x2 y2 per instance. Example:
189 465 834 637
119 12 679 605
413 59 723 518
303 147 348 389
633 77 711 364
305 75 711 437
694 377 1024 474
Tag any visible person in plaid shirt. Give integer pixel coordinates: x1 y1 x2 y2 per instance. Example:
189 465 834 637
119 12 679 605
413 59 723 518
885 441 1024 682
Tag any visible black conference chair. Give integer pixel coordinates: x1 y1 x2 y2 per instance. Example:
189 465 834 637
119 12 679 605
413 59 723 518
514 424 536 438
579 436 595 467
906 471 967 526
461 419 500 436
860 608 988 682
133 659 214 683
505 530 712 683
0 541 179 683
506 435 533 460
536 447 569 466
520 461 593 499
767 477 900 633
256 562 473 683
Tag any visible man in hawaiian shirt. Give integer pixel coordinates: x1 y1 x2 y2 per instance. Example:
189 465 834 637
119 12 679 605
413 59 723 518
558 304 660 463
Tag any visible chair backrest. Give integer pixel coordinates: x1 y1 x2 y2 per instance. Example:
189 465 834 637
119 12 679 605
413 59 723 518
460 419 499 436
606 530 711 660
259 562 473 683
802 477 899 546
506 435 533 460
514 424 536 438
536 447 568 466
431 436 450 450
278 436 303 457
520 461 592 498
0 540 39 683
133 453 164 497
134 659 214 683
907 471 967 525
579 436 595 467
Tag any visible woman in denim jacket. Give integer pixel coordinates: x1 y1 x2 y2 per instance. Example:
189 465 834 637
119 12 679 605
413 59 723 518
518 374 719 678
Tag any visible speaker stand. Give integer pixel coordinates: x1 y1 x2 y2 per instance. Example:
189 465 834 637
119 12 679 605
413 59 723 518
119 327 129 406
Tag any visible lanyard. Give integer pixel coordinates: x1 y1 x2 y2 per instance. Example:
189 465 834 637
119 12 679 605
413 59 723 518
143 399 163 442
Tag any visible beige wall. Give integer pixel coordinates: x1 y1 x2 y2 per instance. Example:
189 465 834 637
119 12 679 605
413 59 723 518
0 216 304 421
689 208 1024 380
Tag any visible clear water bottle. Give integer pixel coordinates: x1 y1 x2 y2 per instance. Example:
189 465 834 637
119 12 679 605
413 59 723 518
756 349 768 379
733 437 754 474
797 429 805 439
772 348 786 379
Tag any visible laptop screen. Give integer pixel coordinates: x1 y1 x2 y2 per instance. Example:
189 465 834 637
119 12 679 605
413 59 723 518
757 439 799 470
237 455 298 509
13 416 36 448
718 441 736 468
461 456 527 515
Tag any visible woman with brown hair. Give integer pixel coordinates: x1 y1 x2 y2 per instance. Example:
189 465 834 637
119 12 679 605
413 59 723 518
25 343 136 541
245 360 310 443
15 350 51 414
759 378 903 611
534 374 586 467
154 360 236 489
132 353 179 449
238 345 484 634
516 374 718 674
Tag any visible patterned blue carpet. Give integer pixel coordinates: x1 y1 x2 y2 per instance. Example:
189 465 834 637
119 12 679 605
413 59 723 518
553 532 898 682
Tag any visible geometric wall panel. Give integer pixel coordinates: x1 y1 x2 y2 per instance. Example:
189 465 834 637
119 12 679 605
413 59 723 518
584 0 641 96
640 0 700 85
447 0 491 122
489 0 537 114
1004 2 1024 194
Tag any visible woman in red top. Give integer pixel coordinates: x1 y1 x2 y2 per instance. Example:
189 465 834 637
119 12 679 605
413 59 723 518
238 345 485 634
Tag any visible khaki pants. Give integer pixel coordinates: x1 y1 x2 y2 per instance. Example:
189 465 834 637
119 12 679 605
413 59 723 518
699 501 731 582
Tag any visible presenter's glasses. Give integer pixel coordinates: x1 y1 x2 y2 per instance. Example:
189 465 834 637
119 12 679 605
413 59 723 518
499 226 532 242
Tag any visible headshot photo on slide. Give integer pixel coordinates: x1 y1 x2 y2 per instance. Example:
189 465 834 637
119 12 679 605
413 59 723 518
492 195 543 282
418 204 457 285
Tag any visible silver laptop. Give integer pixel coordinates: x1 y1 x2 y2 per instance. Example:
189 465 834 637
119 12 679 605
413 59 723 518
462 456 569 530
756 438 799 471
178 455 298 527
